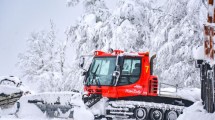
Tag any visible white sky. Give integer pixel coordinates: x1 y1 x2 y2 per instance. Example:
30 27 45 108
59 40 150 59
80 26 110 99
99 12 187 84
0 0 115 77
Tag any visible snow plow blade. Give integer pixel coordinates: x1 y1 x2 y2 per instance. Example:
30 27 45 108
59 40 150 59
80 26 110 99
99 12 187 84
25 91 82 118
28 99 74 118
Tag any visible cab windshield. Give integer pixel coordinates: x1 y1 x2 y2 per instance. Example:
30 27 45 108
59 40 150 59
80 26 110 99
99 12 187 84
86 57 116 86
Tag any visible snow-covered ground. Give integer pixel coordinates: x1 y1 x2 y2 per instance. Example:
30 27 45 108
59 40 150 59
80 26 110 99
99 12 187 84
0 85 22 95
0 91 95 120
0 87 210 120
178 101 215 120
161 88 215 120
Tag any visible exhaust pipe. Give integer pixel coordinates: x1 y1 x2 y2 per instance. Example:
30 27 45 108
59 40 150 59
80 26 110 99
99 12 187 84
150 54 156 75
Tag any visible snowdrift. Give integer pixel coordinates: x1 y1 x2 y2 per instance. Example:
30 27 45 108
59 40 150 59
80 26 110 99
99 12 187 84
178 101 215 120
0 87 202 120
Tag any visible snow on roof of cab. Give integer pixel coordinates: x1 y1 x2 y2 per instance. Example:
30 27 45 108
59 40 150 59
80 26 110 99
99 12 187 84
120 52 149 56
121 52 139 56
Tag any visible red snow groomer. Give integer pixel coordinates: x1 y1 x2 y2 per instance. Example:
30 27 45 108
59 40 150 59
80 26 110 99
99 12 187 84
81 49 193 120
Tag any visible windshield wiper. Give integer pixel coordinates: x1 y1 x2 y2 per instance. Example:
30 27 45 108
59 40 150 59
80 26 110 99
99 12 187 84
92 64 99 76
91 64 101 87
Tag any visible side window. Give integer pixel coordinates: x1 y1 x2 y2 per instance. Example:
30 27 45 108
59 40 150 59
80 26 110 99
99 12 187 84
118 58 141 85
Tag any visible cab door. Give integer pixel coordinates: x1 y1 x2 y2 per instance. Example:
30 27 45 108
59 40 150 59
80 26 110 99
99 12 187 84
116 57 143 97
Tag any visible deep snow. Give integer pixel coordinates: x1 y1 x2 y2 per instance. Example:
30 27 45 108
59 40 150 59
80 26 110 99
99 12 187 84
0 85 22 95
0 87 207 120
178 101 215 120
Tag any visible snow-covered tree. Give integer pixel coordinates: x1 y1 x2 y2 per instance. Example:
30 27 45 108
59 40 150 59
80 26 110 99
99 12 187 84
18 22 69 92
19 0 207 92
151 0 206 87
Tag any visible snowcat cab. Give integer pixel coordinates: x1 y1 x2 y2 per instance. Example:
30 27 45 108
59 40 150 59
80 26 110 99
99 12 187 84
82 50 158 99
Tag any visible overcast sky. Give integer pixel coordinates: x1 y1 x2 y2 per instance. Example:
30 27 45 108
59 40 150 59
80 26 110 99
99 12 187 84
0 0 115 77
0 0 81 76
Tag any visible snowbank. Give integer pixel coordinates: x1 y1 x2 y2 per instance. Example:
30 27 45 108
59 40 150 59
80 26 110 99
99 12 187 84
16 91 94 120
74 107 94 120
73 97 108 120
0 85 22 95
0 76 21 86
178 101 215 120
0 88 207 120
17 95 47 119
90 98 108 116
177 88 201 102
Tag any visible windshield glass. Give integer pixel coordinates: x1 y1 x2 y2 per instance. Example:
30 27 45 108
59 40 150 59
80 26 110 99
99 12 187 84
86 57 116 86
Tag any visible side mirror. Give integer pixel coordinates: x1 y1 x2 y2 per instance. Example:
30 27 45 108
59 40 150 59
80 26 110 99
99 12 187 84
112 71 120 86
113 71 120 77
82 71 87 76
79 57 85 68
